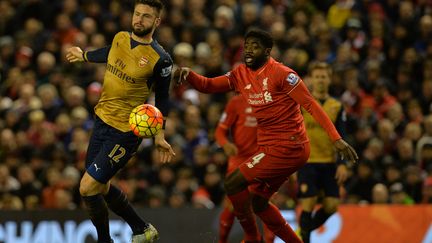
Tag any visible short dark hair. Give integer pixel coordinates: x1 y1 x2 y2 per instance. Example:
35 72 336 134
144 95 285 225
308 61 333 77
245 29 273 49
135 0 164 15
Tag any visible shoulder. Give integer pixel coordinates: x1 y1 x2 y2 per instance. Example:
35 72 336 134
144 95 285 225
327 96 343 107
151 40 173 64
230 64 246 76
270 60 301 85
113 31 130 41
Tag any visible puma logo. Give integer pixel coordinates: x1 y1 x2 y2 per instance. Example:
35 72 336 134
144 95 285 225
94 164 101 172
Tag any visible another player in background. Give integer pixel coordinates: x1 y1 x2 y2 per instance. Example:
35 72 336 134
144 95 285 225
297 62 348 243
214 95 262 242
66 1 175 242
175 29 358 243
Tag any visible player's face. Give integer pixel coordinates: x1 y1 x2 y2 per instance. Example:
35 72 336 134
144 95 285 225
243 37 270 70
310 69 331 93
132 4 161 37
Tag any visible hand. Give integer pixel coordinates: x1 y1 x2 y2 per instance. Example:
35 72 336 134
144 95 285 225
335 164 348 185
334 139 358 164
173 67 191 85
66 47 84 63
154 131 176 163
222 142 238 157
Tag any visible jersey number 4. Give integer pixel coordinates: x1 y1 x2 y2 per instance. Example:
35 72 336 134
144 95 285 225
246 153 265 168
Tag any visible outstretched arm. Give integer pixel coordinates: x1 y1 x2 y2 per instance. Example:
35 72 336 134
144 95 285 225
174 67 233 93
66 46 111 63
289 81 358 163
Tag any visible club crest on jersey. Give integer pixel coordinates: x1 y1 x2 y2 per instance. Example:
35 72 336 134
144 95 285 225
286 73 299 86
138 57 149 67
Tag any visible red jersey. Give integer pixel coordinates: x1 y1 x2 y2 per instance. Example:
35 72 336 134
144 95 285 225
187 58 341 156
215 95 257 171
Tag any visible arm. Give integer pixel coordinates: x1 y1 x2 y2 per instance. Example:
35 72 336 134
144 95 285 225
215 125 238 156
289 81 358 163
175 68 233 93
153 56 173 122
66 46 111 63
215 100 239 156
83 46 111 63
335 107 347 163
289 81 341 142
153 56 175 163
334 106 349 184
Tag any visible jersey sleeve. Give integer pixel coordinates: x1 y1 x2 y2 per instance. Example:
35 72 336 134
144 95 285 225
187 71 234 93
152 54 173 119
286 73 342 142
215 98 238 146
335 105 347 138
84 45 111 63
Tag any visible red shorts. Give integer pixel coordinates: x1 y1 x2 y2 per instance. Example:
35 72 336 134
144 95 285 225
238 143 310 199
226 155 250 175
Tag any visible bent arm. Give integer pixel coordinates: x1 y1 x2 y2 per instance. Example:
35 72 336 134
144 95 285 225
187 71 233 93
215 124 229 146
289 82 341 142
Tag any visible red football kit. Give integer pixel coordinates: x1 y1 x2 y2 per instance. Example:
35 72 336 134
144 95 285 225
215 95 258 175
188 57 341 198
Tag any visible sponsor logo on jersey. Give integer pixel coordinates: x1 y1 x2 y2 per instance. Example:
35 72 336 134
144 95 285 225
262 77 268 90
264 91 273 103
138 57 148 67
286 73 299 86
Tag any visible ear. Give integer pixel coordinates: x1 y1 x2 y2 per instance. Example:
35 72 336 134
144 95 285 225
155 17 161 26
265 48 271 56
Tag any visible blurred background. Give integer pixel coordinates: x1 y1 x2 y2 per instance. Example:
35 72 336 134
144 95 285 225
0 0 432 242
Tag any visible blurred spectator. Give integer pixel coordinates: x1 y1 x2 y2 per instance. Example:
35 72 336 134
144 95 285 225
372 183 390 204
403 166 423 203
346 161 378 203
0 164 20 194
389 182 414 204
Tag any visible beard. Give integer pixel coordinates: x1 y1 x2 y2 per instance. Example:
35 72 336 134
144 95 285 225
245 55 268 70
132 25 153 37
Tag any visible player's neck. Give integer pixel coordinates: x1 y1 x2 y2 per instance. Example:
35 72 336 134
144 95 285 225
131 32 153 44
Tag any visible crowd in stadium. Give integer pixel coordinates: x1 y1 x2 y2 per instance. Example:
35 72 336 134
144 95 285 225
0 0 432 211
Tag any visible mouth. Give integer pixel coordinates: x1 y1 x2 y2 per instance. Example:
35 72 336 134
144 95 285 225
245 55 253 64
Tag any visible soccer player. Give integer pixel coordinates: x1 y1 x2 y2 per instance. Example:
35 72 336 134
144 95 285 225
214 94 258 243
66 1 175 242
297 62 348 243
216 95 275 243
175 29 358 243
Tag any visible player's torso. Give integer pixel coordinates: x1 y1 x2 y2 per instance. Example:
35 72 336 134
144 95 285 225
302 97 342 163
230 96 257 158
232 61 307 147
96 32 161 131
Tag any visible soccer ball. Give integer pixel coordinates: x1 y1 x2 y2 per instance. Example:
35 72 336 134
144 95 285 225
129 104 163 138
